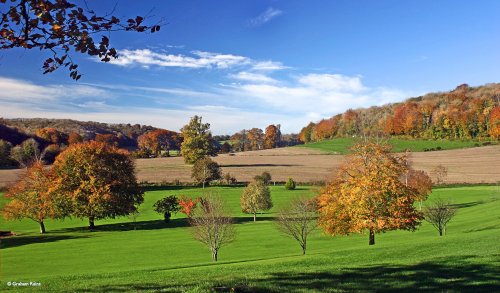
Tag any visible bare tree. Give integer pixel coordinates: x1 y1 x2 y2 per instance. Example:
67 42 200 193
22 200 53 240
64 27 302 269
431 165 448 185
276 196 318 255
423 198 457 236
189 193 235 262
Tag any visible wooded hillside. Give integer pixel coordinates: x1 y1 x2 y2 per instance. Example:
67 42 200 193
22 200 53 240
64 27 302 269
299 83 500 142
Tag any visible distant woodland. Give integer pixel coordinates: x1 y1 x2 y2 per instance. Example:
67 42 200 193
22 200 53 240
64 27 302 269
1 83 500 169
299 83 500 142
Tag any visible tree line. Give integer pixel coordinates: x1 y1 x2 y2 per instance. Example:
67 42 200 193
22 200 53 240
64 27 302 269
0 116 297 168
299 84 500 143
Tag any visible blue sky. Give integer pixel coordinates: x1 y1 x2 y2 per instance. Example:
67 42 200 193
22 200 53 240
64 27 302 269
1 0 499 134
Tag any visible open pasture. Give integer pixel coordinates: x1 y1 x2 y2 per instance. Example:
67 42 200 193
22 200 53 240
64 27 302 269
295 137 492 154
1 185 499 292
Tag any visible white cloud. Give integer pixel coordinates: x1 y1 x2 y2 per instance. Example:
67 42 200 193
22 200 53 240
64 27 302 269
109 48 288 73
0 102 294 134
229 72 278 84
85 82 220 99
0 70 413 134
230 73 411 116
0 77 109 102
252 60 288 71
110 49 251 69
249 7 283 27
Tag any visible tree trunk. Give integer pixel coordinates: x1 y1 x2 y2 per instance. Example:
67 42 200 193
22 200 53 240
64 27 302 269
302 242 306 255
212 250 218 262
164 212 171 223
253 212 256 222
89 216 95 231
203 181 205 189
369 229 375 245
39 221 46 234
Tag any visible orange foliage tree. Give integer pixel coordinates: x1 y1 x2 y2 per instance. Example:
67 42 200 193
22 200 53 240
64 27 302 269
138 129 181 157
314 117 340 140
342 109 360 136
489 106 500 139
247 128 264 150
317 142 423 245
299 122 316 143
407 169 433 210
264 124 280 149
68 132 84 145
2 162 68 233
52 141 143 231
35 127 67 144
178 195 200 217
94 133 119 147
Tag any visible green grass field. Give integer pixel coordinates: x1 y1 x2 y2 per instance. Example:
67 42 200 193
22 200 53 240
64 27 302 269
295 137 494 154
1 185 499 292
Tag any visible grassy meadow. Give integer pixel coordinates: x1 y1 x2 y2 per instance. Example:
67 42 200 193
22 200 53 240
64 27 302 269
295 137 493 154
1 185 499 292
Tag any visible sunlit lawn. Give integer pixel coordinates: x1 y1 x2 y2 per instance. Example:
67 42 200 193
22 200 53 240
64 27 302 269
1 185 499 292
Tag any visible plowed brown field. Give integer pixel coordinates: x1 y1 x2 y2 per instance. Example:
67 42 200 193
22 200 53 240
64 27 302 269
1 145 498 187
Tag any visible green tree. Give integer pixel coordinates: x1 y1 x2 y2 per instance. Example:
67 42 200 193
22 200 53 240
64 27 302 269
254 171 272 185
191 157 222 188
240 180 273 222
0 139 15 167
180 116 215 164
10 138 41 168
153 196 180 223
52 141 143 231
285 178 296 190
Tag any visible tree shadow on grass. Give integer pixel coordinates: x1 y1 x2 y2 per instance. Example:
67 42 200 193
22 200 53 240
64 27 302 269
75 256 500 292
0 234 90 249
451 201 484 209
53 216 278 233
221 164 301 168
57 218 190 233
233 216 276 224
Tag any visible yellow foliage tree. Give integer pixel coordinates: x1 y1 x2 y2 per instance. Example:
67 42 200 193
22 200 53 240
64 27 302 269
317 142 423 245
2 162 68 233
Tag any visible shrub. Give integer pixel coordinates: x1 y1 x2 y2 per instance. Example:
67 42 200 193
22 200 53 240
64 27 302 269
153 195 180 223
224 173 237 185
285 178 296 190
254 171 272 185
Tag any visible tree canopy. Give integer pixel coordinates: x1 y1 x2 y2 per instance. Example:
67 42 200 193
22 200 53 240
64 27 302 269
52 141 143 230
180 116 215 164
240 180 273 222
2 162 68 233
317 142 423 245
0 0 160 79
